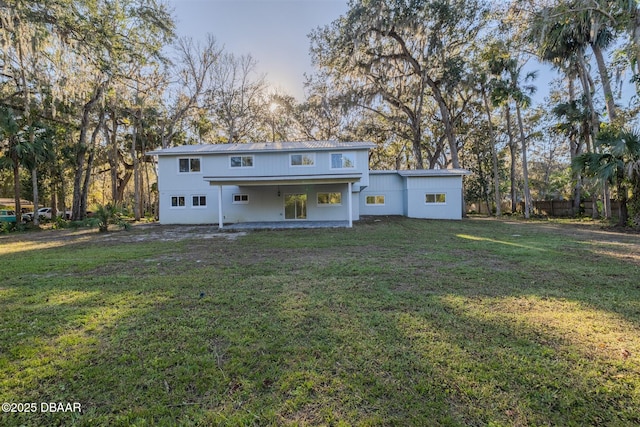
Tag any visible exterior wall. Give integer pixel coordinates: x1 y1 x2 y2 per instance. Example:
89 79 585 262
221 183 355 223
196 148 370 188
157 152 358 224
359 172 406 216
405 176 464 220
156 148 368 224
157 155 216 224
155 144 467 224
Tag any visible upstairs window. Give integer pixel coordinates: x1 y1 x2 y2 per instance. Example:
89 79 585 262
290 153 315 166
179 158 201 173
230 155 254 168
331 153 355 169
425 193 446 204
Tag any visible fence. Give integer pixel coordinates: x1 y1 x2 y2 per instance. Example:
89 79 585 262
467 199 621 217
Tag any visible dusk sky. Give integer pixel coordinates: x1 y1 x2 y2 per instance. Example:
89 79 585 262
167 0 349 100
164 0 599 109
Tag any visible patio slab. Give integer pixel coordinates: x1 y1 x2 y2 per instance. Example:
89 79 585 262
222 221 350 230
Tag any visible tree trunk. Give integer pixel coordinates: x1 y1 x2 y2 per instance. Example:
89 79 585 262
11 146 21 224
604 183 612 219
618 172 629 226
81 149 94 217
473 122 490 216
411 125 424 170
132 110 141 221
82 109 106 216
31 168 40 226
429 81 460 169
632 10 640 95
505 107 517 214
566 76 582 215
59 172 67 220
515 101 532 219
50 182 57 219
481 86 501 217
107 114 119 202
72 82 106 220
577 55 598 152
591 42 617 122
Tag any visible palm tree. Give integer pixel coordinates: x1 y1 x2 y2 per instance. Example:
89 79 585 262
21 124 53 227
489 49 536 219
529 2 618 218
0 106 26 220
573 128 640 226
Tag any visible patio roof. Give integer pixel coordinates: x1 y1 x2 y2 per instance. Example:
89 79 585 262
203 173 363 186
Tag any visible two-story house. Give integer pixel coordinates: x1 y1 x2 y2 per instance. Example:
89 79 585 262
149 141 469 227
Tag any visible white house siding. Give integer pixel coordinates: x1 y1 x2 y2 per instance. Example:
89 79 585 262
404 175 464 220
192 148 370 189
156 155 216 224
220 183 354 223
360 172 406 216
151 142 469 225
156 152 359 224
158 184 358 225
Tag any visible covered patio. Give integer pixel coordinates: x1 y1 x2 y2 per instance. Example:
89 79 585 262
203 173 363 229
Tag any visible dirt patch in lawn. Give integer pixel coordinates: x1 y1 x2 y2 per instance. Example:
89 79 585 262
0 223 246 246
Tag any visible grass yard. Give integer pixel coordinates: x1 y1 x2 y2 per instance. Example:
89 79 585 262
1 217 639 426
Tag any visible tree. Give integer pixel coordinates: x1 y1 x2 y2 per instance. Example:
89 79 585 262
205 53 267 143
0 106 23 219
573 127 640 226
486 41 537 218
160 34 222 148
310 0 488 169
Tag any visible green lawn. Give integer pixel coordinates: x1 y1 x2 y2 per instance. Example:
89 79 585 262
1 217 639 426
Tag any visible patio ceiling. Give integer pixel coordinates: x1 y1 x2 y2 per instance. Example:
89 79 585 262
204 173 362 186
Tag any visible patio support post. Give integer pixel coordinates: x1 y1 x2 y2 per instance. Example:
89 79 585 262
348 182 353 228
218 185 223 229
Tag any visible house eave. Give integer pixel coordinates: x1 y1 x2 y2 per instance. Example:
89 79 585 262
203 173 363 186
148 141 375 156
396 169 471 177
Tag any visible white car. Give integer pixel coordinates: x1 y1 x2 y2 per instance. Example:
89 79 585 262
37 207 54 219
24 207 73 221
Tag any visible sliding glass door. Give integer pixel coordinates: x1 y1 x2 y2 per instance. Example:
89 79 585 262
284 194 307 219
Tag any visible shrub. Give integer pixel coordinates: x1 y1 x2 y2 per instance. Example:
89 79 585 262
91 203 131 232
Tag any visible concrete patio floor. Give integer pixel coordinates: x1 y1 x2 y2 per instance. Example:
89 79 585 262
222 221 350 230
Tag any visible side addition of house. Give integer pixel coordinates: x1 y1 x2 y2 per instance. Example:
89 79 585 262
149 141 469 227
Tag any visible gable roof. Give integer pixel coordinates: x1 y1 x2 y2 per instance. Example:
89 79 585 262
148 141 375 156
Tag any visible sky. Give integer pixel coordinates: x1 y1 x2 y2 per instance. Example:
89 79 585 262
165 0 637 112
167 0 349 100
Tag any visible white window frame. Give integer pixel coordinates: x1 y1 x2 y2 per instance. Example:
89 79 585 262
178 157 201 173
229 155 254 168
330 152 356 169
425 193 447 204
170 195 186 208
232 194 249 204
290 153 315 167
192 195 207 208
317 192 342 206
365 195 386 206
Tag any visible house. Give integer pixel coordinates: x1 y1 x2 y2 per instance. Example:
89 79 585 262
148 141 469 227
